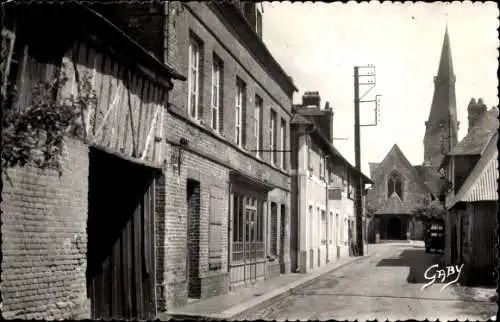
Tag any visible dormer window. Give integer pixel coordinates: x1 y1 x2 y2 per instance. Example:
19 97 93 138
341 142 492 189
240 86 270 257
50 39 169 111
387 172 403 200
438 120 445 128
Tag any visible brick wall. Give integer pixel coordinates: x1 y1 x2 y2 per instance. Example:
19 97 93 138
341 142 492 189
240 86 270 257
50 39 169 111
91 2 165 61
1 138 90 320
160 146 230 310
156 2 293 311
166 3 292 171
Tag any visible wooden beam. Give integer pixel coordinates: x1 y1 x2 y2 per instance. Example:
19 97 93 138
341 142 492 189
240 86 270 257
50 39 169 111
93 69 123 143
140 104 160 160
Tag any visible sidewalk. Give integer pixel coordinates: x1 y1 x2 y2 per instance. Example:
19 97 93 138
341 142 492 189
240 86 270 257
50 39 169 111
160 254 372 320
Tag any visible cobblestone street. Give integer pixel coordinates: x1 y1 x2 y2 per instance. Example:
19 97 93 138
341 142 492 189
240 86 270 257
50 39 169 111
242 243 497 321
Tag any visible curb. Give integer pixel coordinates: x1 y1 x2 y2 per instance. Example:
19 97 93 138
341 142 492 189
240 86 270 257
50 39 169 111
166 254 373 320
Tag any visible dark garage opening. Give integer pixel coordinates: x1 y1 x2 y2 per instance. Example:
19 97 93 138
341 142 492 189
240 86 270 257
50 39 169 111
87 148 157 320
387 216 403 240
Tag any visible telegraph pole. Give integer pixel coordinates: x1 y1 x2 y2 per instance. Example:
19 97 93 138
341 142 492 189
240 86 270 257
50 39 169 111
354 65 381 256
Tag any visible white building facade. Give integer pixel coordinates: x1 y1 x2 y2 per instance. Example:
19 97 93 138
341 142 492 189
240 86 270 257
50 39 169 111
290 92 372 273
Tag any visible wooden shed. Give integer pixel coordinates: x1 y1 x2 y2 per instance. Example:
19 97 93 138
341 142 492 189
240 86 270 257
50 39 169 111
446 132 498 286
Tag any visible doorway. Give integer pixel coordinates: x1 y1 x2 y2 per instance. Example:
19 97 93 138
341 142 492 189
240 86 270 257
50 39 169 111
279 204 286 273
87 148 156 320
186 180 201 299
387 216 403 240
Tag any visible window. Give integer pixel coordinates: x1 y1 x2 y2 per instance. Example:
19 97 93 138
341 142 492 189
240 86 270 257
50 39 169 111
335 213 339 245
280 118 286 170
347 171 353 199
188 37 201 119
329 212 333 244
316 207 320 246
235 79 246 147
387 172 403 200
232 195 265 262
308 206 313 248
319 154 324 180
307 140 312 170
211 56 223 131
270 202 278 256
254 96 263 157
321 210 326 245
270 109 277 165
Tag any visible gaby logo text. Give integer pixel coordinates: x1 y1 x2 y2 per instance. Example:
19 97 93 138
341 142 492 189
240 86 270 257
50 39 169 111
422 264 464 291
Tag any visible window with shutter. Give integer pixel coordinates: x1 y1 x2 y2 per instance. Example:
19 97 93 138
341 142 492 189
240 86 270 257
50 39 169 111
209 187 223 270
211 55 223 132
235 79 246 147
188 36 202 120
280 118 286 170
254 95 263 158
270 109 277 165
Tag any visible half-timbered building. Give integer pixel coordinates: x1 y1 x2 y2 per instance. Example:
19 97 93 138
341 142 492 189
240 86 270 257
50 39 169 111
1 4 184 320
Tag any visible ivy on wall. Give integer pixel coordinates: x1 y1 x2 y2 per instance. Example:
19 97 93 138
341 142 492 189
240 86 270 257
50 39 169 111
1 64 97 175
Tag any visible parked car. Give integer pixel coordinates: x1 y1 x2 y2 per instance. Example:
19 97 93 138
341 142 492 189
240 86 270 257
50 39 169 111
424 223 444 253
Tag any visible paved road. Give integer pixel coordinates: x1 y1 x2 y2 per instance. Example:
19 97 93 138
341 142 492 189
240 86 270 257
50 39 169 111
242 243 497 321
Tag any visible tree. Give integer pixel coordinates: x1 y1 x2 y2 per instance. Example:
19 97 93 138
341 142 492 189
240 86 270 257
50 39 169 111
412 198 447 223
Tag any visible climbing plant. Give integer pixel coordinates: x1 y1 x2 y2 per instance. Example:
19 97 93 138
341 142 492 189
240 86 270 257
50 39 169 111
412 198 447 222
1 64 97 174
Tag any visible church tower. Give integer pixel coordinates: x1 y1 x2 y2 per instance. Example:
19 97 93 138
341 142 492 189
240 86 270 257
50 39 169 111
423 27 459 169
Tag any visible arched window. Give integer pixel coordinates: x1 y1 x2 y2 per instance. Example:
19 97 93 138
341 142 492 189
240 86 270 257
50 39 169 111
387 172 403 200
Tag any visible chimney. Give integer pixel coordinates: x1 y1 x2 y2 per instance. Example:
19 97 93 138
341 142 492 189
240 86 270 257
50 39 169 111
468 97 486 133
302 91 321 108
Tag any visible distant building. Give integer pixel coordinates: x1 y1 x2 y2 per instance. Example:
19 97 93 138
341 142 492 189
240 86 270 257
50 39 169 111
366 28 458 242
441 104 498 286
290 92 372 273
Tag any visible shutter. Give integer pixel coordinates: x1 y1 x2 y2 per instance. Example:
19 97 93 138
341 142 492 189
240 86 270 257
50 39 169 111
209 187 223 270
241 89 247 148
197 44 204 121
259 103 263 152
218 64 224 134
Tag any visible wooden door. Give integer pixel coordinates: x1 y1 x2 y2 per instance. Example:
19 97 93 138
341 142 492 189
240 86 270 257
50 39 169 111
88 149 156 320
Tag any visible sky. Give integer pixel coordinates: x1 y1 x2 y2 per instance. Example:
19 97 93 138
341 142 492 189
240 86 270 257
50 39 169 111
261 1 499 177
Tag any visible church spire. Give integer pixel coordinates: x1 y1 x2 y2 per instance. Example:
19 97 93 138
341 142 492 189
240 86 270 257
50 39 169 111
423 27 458 169
437 25 454 79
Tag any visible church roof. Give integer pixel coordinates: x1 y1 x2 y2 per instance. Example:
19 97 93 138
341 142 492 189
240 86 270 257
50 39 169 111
377 193 413 214
380 144 434 196
448 106 499 156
